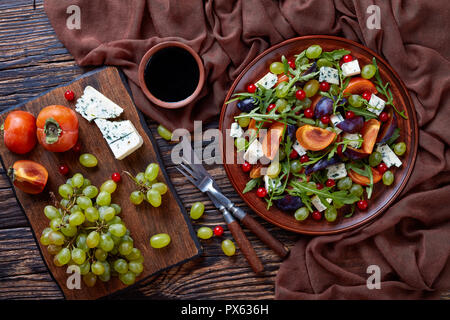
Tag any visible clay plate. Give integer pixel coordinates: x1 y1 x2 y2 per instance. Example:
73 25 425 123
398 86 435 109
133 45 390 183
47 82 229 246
219 35 418 235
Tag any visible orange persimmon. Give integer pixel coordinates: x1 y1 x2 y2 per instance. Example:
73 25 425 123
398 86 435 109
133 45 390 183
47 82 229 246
360 119 381 154
262 121 286 160
8 160 48 194
296 125 336 151
348 168 382 186
343 77 378 95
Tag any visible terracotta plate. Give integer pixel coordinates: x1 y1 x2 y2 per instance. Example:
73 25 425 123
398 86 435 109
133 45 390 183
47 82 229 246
219 36 418 235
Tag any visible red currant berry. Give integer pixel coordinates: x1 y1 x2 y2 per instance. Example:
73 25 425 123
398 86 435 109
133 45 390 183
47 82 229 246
267 103 276 112
316 183 324 190
345 110 355 119
342 55 353 63
64 90 75 101
213 226 224 237
320 115 330 124
111 172 121 183
256 187 267 198
304 107 314 118
357 200 368 210
289 150 299 159
242 162 252 173
325 179 335 187
247 84 257 93
311 211 322 221
295 89 306 100
379 112 389 122
59 164 69 176
299 155 310 163
377 163 388 174
362 91 372 101
319 81 330 92
288 59 296 69
72 142 81 153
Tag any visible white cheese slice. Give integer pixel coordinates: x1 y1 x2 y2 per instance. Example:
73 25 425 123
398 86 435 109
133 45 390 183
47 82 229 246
367 94 386 116
75 86 124 122
311 196 332 212
319 67 339 85
330 113 344 134
255 72 278 89
342 133 362 148
292 140 307 156
243 139 264 164
327 163 347 180
341 60 361 77
229 122 244 138
376 144 402 168
264 175 281 192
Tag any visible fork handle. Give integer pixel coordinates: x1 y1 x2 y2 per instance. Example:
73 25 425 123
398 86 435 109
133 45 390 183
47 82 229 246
227 221 264 273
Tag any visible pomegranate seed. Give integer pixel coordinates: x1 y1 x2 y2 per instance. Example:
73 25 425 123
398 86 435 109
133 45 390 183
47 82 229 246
319 81 330 92
267 103 276 112
357 200 368 210
72 142 81 153
59 165 69 176
345 111 355 119
247 84 257 93
300 155 309 163
379 112 389 122
64 90 75 101
325 179 335 187
242 162 252 173
342 55 353 63
362 92 372 101
111 172 121 183
304 107 314 118
316 183 324 190
289 150 299 159
311 211 322 221
320 115 330 124
213 226 224 237
288 59 296 69
256 187 267 198
377 163 388 174
295 89 306 100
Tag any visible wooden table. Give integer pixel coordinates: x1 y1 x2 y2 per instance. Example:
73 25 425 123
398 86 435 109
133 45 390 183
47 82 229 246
0 0 447 300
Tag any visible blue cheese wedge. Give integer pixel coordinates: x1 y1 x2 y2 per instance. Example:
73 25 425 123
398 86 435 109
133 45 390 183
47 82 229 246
342 133 362 148
327 163 347 180
341 60 361 77
94 119 143 160
292 140 307 156
311 195 332 212
75 86 124 122
264 175 281 192
243 139 264 164
376 144 402 168
330 112 344 134
367 94 386 116
319 67 339 85
229 122 244 138
255 72 278 89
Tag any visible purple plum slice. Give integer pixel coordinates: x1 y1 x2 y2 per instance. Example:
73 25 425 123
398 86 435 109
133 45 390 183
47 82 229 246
314 97 334 118
304 156 340 175
274 195 303 212
336 116 364 133
377 109 397 144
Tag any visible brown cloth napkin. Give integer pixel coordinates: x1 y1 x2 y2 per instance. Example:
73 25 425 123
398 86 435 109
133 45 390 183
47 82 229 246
44 0 450 299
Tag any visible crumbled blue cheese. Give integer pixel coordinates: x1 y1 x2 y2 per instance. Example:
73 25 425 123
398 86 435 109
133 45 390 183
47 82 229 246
255 72 278 89
367 94 386 116
311 196 332 212
330 113 344 134
341 60 361 77
292 140 307 156
319 67 339 85
75 86 124 121
376 144 402 168
229 122 244 138
264 175 281 192
243 139 264 164
327 163 347 180
342 133 362 148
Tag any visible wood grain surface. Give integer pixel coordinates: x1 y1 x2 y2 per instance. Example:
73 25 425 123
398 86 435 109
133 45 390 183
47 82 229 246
0 0 448 300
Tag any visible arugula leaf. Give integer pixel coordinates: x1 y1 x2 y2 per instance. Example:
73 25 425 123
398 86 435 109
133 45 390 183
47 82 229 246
243 178 261 194
345 105 378 120
281 55 290 75
320 49 351 61
289 181 359 205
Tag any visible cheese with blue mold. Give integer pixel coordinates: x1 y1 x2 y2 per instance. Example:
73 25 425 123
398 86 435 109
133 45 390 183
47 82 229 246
376 144 402 168
341 60 361 77
255 72 278 89
75 86 124 122
367 94 386 116
229 122 244 138
319 67 340 85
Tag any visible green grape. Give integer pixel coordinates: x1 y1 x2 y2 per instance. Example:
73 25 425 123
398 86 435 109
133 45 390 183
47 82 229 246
349 184 364 197
109 224 127 237
337 177 352 190
40 228 52 245
82 185 99 198
393 142 406 156
294 207 309 221
361 64 377 79
136 172 146 184
275 98 288 112
146 189 161 207
107 216 123 226
76 196 92 210
83 272 97 287
82 178 91 188
152 182 168 195
303 79 319 97
70 205 81 214
44 205 61 220
50 217 63 231
348 94 363 107
306 181 317 196
99 233 114 252
369 151 382 167
130 191 144 205
65 178 72 186
266 161 281 178
76 234 89 251
278 148 286 161
150 233 171 248
96 191 111 206
296 97 312 110
221 239 236 256
91 261 105 276
133 255 144 264
56 248 71 265
98 206 115 222
71 248 86 265
71 173 84 188
275 82 289 98
121 234 133 243
325 206 338 222
329 84 340 96
128 261 143 275
98 261 111 282
157 124 172 141
58 184 73 199
382 171 394 186
113 259 128 274
79 153 98 168
118 241 133 256
125 248 142 261
61 224 78 237
60 199 70 208
237 112 250 128
144 163 159 181
109 232 121 246
317 121 328 129
305 44 322 59
85 207 99 222
119 271 136 285
235 137 246 152
297 57 309 66
269 61 284 74
69 211 85 227
100 180 117 193
94 248 108 262
111 203 122 215
290 160 302 173
197 227 213 240
79 261 91 275
86 231 100 248
316 58 333 68
190 202 205 220
49 230 65 246
47 244 62 255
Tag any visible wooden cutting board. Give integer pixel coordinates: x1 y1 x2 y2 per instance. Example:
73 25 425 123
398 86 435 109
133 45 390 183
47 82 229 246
0 67 202 300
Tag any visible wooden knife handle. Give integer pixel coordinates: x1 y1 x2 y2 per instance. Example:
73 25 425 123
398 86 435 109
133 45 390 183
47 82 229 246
240 214 290 259
227 220 264 273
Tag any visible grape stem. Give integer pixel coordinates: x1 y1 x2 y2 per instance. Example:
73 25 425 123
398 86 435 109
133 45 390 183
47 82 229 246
123 171 150 193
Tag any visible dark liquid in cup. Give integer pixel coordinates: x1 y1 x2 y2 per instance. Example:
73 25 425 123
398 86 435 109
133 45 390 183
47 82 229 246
144 46 200 103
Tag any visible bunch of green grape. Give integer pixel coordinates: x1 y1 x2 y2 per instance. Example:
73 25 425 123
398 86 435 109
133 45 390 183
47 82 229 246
127 163 168 207
40 173 144 288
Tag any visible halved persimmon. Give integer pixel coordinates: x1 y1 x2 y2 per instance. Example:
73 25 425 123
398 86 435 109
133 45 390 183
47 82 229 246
8 160 48 194
343 77 378 95
296 125 336 151
348 168 382 186
275 74 289 87
360 119 381 154
262 121 286 160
